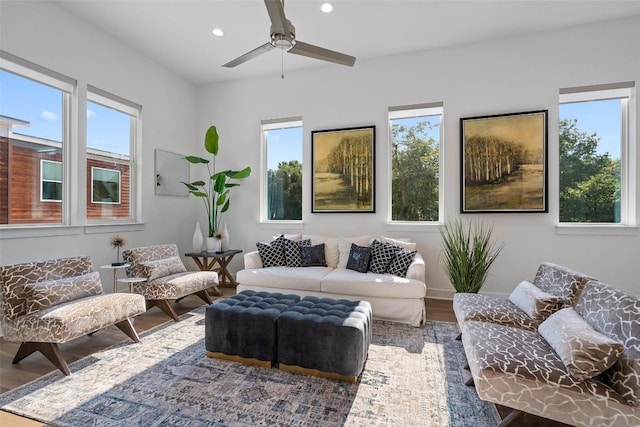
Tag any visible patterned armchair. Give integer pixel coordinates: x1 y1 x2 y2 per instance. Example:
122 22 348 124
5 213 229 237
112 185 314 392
0 256 146 375
122 244 218 321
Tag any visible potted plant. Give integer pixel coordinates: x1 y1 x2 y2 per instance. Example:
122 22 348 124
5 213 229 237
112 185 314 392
182 125 251 250
440 219 503 293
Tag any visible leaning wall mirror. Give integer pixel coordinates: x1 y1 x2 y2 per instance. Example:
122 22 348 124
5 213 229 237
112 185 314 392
154 149 189 197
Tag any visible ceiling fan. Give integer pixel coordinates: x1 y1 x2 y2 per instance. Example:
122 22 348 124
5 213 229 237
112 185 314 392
222 0 356 68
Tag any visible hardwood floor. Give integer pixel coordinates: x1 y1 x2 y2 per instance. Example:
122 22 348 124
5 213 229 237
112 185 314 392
0 295 566 426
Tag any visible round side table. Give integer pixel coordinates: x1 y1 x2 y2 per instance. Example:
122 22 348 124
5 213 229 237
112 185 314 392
117 277 147 293
100 263 130 294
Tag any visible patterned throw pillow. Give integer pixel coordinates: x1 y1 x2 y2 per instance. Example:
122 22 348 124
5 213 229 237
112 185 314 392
387 249 417 277
284 238 311 267
538 307 624 381
346 244 372 273
24 271 103 315
369 240 400 274
300 243 327 267
256 235 287 267
141 256 187 281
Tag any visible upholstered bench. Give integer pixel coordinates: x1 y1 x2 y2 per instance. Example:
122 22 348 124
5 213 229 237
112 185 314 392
277 296 372 383
204 290 300 367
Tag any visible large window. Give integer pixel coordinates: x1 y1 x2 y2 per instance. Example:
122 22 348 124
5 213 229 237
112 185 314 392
0 55 72 225
389 103 443 222
86 87 139 221
559 83 635 224
261 117 303 221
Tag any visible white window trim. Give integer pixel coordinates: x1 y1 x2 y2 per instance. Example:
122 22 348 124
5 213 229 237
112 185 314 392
387 102 444 226
91 166 121 204
40 159 62 202
87 87 142 223
260 116 303 224
557 82 636 233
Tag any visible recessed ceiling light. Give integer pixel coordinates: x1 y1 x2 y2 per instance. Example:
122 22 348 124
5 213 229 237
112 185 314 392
321 3 333 13
212 28 224 37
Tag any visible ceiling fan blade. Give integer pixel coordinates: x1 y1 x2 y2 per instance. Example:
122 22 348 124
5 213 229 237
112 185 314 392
288 41 356 67
264 0 291 37
222 42 275 68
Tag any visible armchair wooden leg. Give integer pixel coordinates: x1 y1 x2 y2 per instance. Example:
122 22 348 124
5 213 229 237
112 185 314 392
195 289 213 305
465 377 474 386
455 332 462 340
14 342 71 376
114 318 141 343
497 410 525 427
148 299 179 321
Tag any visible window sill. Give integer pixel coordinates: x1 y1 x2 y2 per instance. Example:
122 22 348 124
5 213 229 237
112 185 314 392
385 221 443 233
259 221 304 231
555 224 639 236
1 222 145 240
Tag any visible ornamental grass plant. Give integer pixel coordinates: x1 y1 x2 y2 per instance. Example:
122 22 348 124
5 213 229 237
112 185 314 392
440 219 503 293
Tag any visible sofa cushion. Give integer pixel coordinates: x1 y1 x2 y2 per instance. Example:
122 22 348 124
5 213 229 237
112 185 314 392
321 269 426 299
236 266 331 292
387 248 417 278
284 238 311 267
141 256 186 282
453 293 539 331
369 240 400 274
462 320 634 427
532 262 593 307
337 235 372 268
380 236 416 250
346 244 371 273
23 271 103 316
302 235 340 268
300 243 327 267
539 307 624 381
256 235 287 267
508 280 563 322
575 280 640 406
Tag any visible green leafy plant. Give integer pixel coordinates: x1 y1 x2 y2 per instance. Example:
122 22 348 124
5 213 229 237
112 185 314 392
182 125 251 237
440 219 503 293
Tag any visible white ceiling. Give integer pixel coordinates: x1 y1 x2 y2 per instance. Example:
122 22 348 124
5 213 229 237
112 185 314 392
54 0 640 86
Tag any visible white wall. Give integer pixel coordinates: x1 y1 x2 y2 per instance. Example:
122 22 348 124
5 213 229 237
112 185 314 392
197 15 640 298
0 1 203 286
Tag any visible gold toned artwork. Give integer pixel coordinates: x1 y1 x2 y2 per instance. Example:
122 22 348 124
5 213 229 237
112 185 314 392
461 111 547 213
312 126 375 213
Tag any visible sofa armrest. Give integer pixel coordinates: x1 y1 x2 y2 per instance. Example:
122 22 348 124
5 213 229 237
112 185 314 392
244 250 263 269
406 252 425 283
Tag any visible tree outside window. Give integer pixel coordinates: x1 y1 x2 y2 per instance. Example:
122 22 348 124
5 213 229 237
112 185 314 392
390 106 442 222
559 94 627 223
263 120 302 221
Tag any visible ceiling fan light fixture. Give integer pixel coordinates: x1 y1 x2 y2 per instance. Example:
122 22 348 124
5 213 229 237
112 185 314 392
212 28 224 37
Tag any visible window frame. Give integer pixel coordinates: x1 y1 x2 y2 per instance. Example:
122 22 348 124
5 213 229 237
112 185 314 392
260 116 303 224
91 166 121 205
388 102 444 225
86 85 142 224
40 159 63 202
558 82 636 229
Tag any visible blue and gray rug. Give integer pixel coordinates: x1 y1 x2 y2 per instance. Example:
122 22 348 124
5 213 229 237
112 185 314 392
0 309 500 426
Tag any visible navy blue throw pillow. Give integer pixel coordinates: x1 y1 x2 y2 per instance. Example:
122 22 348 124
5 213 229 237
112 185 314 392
300 243 327 267
346 243 371 273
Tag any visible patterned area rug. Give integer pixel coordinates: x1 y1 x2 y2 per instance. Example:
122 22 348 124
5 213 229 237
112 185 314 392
0 309 500 426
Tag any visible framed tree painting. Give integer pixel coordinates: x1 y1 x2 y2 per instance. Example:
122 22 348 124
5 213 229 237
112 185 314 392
460 110 548 213
311 125 375 213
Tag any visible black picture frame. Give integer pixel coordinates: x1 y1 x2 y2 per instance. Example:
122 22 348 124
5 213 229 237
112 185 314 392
460 110 548 213
311 125 375 213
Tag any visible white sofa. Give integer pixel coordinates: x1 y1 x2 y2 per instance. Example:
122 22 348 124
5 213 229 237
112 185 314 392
236 235 427 326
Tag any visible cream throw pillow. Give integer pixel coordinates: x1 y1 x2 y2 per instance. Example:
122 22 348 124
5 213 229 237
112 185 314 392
508 280 563 322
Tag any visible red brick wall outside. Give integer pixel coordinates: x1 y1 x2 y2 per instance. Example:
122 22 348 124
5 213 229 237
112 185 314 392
0 137 9 224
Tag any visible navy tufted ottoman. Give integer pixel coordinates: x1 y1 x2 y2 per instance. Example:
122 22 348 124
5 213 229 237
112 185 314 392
277 296 372 382
205 290 300 367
